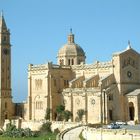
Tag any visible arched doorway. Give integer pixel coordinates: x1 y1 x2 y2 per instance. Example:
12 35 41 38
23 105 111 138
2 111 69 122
129 102 134 120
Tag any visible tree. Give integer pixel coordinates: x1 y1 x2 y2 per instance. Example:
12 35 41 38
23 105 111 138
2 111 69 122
40 121 52 133
45 108 51 120
56 105 65 121
63 110 72 121
77 109 85 121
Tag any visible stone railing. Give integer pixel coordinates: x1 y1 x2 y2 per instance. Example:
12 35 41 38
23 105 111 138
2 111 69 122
63 87 100 94
71 61 113 70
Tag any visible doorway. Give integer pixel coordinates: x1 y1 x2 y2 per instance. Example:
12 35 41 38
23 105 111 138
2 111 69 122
129 102 134 120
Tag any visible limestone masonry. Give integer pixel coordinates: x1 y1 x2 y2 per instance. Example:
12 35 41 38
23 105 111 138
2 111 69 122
0 14 140 127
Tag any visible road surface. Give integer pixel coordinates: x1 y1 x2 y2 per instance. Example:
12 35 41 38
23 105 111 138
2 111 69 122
63 126 83 140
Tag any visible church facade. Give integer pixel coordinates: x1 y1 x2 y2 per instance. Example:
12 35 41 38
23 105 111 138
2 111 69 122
0 14 140 126
25 31 140 124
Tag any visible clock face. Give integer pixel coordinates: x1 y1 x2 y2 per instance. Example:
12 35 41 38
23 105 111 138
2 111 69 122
3 48 9 55
127 71 132 78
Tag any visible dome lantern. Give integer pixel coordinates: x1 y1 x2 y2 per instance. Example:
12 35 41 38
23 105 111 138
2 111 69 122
68 28 74 44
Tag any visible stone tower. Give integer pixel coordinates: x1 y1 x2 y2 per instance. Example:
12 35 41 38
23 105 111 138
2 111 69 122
57 29 86 66
0 13 14 126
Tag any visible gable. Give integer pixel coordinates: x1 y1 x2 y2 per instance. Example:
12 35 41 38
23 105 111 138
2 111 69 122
120 48 140 70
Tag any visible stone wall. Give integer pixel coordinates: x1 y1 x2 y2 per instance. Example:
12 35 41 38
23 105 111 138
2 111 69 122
3 119 80 132
82 127 140 140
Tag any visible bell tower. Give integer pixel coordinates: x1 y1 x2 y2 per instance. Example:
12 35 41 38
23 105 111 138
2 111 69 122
0 12 13 126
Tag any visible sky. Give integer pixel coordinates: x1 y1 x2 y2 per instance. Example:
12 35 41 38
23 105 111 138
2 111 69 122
1 0 140 102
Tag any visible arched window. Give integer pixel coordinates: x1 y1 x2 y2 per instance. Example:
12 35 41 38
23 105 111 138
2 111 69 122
5 113 8 119
5 102 7 109
78 60 81 64
68 59 70 65
59 59 62 65
60 59 64 65
36 101 43 110
3 36 6 42
71 59 74 65
61 59 64 65
108 94 113 101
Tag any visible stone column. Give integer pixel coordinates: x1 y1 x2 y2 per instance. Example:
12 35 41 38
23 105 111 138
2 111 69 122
49 74 52 121
28 75 32 120
85 91 88 123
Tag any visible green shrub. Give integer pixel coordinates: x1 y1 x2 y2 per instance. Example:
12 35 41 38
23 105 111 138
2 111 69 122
53 128 60 134
79 130 85 140
45 108 51 120
56 105 65 121
40 121 52 133
3 123 38 138
63 110 72 121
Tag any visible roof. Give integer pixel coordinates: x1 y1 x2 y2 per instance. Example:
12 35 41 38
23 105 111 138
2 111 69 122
58 43 85 56
113 42 140 56
127 89 140 96
57 31 85 57
0 13 7 30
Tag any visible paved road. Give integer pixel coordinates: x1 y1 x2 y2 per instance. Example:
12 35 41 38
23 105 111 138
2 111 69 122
120 124 140 130
63 126 83 140
104 124 140 130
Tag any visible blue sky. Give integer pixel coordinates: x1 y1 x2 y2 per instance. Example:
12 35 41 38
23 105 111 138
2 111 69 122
1 0 140 102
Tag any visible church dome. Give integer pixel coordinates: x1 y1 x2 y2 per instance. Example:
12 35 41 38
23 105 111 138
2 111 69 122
57 29 86 66
57 30 85 57
58 42 85 56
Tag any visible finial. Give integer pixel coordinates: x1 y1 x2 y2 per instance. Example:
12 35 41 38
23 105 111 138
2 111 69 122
70 28 72 34
126 40 131 50
128 40 130 46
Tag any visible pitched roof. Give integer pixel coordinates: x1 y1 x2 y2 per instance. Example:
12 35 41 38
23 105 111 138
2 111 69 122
0 13 7 31
127 89 140 96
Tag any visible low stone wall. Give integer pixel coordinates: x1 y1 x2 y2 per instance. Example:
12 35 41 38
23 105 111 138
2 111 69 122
51 121 81 132
3 119 80 132
82 127 140 140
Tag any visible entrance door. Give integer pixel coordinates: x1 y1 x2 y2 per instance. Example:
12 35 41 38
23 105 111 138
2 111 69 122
109 110 113 121
129 102 134 120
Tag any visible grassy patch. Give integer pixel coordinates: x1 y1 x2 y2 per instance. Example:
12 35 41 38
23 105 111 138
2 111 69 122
0 132 57 140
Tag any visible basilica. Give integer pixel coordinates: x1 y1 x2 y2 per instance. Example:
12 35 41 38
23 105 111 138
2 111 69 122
0 14 140 126
24 30 140 124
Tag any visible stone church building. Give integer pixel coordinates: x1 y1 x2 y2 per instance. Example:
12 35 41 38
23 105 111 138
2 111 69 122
25 31 140 124
0 14 140 126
